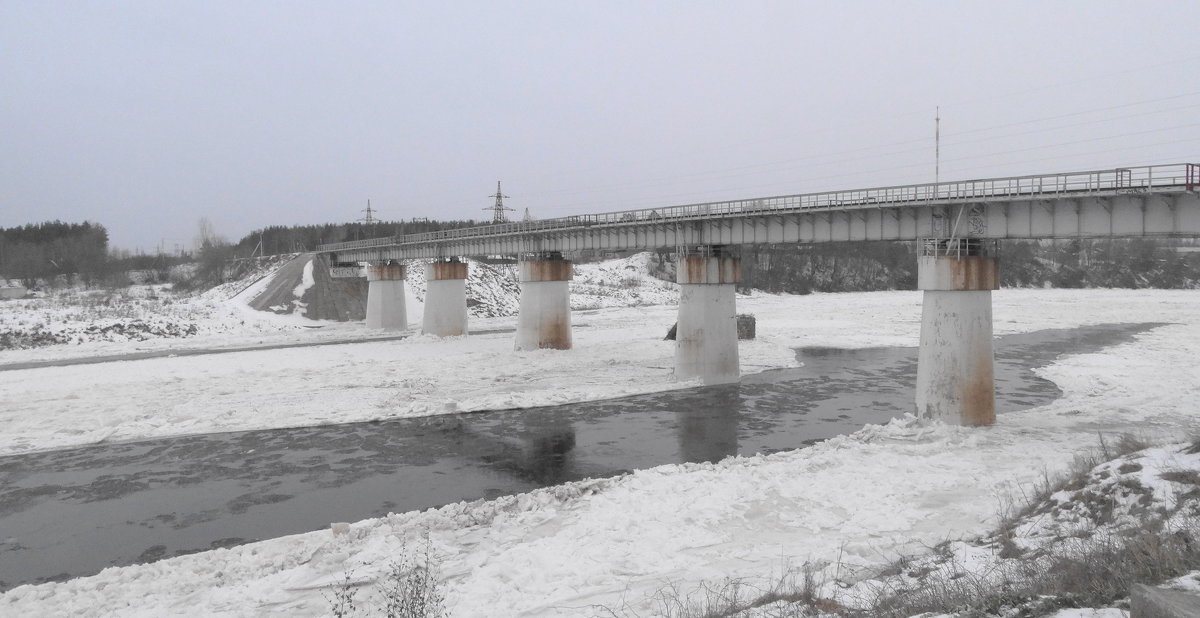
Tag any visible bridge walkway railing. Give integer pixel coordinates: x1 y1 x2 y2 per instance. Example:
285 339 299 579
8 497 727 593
319 163 1198 253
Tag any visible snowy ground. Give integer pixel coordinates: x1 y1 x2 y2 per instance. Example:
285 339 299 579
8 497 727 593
0 253 676 366
2 264 1199 615
817 437 1200 617
0 254 788 456
0 255 375 364
403 253 679 321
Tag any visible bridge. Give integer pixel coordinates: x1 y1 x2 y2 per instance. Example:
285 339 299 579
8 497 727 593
317 163 1200 427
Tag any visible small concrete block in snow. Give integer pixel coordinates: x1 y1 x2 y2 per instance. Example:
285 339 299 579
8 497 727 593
736 313 756 339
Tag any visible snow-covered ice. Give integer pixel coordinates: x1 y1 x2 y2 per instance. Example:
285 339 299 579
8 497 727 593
2 261 1199 615
0 302 799 456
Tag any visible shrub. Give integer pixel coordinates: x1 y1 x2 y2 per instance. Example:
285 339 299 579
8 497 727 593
324 538 446 618
380 539 446 618
325 570 361 618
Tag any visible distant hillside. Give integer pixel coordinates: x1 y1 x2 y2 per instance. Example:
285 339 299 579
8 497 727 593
231 220 483 257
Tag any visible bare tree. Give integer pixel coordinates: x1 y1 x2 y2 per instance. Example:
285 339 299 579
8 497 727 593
195 217 221 251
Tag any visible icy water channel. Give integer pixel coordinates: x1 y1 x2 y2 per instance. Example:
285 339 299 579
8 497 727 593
0 323 1161 590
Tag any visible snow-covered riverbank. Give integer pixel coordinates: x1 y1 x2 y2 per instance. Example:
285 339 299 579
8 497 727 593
2 277 1199 616
3 286 1197 458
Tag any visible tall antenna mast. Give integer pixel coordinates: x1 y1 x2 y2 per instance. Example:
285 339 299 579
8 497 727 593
935 106 941 186
485 181 514 223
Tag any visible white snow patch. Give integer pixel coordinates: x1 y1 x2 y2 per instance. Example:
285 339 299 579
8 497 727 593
291 258 316 302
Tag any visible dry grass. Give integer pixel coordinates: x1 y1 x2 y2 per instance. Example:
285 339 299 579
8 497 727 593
325 538 446 618
994 433 1152 542
862 517 1200 617
1185 433 1200 455
598 563 846 618
611 434 1200 618
858 434 1199 617
1161 469 1200 486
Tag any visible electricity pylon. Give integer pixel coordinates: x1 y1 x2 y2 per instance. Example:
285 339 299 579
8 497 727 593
485 181 514 223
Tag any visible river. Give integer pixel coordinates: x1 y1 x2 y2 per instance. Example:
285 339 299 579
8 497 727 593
0 323 1159 590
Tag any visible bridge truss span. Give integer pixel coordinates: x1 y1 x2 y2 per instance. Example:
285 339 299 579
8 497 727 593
320 163 1200 262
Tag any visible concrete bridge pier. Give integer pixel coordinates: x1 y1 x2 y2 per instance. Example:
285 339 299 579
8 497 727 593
423 260 469 336
365 262 407 330
675 249 740 384
515 253 572 350
915 245 999 426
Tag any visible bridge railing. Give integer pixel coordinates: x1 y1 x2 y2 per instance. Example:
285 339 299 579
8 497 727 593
922 237 996 258
318 163 1198 252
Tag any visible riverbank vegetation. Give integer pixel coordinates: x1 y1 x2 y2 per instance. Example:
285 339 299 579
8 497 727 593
326 539 447 618
602 434 1200 618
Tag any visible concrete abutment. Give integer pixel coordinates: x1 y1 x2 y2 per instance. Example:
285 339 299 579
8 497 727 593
915 253 999 426
515 255 573 350
675 251 740 385
423 260 469 337
365 263 407 330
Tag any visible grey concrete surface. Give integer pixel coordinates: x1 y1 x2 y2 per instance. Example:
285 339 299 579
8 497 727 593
248 253 368 321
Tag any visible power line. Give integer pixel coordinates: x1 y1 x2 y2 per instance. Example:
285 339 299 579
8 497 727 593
750 103 1200 177
548 136 1199 212
518 92 1200 201
520 54 1200 183
948 91 1200 138
936 54 1200 111
392 90 1200 217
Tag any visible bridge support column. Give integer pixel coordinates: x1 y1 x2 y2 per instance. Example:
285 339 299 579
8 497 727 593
515 254 572 350
915 249 999 426
675 251 740 384
365 263 407 330
423 260 468 337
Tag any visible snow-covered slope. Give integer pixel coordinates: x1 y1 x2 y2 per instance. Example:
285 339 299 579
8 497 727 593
401 258 523 319
0 253 680 363
401 253 677 318
570 253 678 309
0 254 336 362
824 440 1200 616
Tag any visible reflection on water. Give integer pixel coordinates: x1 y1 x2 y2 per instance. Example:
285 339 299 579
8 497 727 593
0 323 1161 590
677 389 741 463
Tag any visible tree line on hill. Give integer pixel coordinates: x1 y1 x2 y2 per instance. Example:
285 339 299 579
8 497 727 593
0 218 483 289
0 221 110 287
228 220 484 258
156 218 489 290
176 219 482 289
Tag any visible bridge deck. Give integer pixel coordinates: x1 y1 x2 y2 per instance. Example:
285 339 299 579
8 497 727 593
320 163 1199 261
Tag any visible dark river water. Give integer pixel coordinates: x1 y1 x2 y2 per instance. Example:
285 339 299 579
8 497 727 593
0 323 1160 591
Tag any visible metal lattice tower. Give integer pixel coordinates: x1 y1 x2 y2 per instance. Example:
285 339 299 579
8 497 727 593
485 181 514 223
360 200 378 225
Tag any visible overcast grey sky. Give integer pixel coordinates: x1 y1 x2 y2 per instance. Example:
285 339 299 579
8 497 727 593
3 2 1199 252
